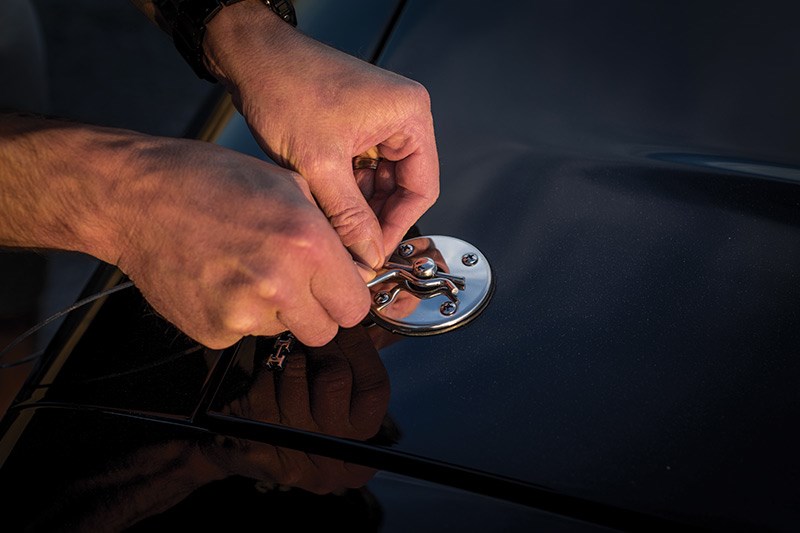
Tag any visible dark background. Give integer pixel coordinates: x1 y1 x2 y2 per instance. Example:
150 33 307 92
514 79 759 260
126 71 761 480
35 0 214 136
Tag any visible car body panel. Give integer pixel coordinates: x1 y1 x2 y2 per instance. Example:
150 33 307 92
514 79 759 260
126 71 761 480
2 0 800 531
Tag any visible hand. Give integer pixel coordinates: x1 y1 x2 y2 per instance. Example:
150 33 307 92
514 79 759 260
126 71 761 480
0 111 372 350
114 136 371 349
23 327 390 530
203 1 440 269
210 326 391 492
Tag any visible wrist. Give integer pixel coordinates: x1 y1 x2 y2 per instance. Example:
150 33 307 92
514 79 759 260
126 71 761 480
48 125 156 267
0 116 146 265
153 0 297 83
202 0 299 89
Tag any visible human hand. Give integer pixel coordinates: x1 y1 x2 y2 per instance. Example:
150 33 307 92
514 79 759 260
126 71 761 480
223 326 390 438
203 1 440 269
20 328 388 530
112 135 372 349
208 326 391 492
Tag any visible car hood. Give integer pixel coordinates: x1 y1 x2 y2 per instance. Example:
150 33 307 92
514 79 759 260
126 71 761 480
2 1 800 531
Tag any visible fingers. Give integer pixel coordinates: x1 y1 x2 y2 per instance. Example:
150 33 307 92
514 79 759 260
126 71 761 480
349 121 439 256
377 144 439 253
353 166 376 200
306 346 356 437
354 261 376 283
274 350 313 427
334 327 390 438
228 270 367 349
349 145 437 257
116 134 381 354
276 299 339 348
195 219 371 349
266 328 386 441
305 160 386 269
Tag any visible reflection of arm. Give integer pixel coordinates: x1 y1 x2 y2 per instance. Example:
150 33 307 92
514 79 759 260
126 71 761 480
30 433 378 530
30 440 225 531
28 327 390 529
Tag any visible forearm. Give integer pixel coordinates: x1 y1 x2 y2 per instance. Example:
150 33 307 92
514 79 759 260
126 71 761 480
0 113 145 263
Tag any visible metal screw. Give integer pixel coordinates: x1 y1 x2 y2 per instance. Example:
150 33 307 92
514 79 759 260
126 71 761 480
462 253 479 266
412 257 437 278
398 243 415 257
374 292 391 305
440 301 458 316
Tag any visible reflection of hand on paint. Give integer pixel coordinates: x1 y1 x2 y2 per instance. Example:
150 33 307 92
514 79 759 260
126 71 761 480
28 327 390 530
208 326 390 494
224 326 390 439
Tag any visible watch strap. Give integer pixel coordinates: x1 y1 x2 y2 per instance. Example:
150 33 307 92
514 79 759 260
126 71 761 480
263 0 297 26
154 0 297 82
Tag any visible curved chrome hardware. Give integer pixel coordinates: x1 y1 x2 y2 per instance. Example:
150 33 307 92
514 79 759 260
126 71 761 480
367 257 466 312
367 235 494 336
265 235 494 370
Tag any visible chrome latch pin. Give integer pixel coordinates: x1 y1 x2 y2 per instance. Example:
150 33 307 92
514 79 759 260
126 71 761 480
264 236 492 370
372 258 466 295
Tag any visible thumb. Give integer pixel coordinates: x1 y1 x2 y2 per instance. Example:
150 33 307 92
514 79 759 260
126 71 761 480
306 161 386 269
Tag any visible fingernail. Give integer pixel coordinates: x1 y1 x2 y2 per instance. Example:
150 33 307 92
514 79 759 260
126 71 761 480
354 261 376 283
350 240 383 270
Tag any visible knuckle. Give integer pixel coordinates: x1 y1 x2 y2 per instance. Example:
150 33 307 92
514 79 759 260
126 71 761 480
336 290 371 328
299 321 339 348
403 79 431 109
283 215 333 257
201 333 243 350
302 157 343 181
221 309 258 335
252 268 291 306
414 82 432 106
283 213 323 246
256 276 279 300
328 205 378 247
425 182 440 206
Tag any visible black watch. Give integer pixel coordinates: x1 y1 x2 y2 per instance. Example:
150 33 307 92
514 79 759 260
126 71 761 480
154 0 297 82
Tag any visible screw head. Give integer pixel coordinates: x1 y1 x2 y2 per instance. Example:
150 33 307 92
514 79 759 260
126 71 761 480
440 301 458 316
462 253 479 266
412 257 437 278
374 292 391 305
398 243 415 257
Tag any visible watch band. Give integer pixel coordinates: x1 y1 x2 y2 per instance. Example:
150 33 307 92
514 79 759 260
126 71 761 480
263 0 297 26
154 0 297 82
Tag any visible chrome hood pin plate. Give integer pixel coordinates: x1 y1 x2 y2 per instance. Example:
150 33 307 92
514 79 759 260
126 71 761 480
266 235 494 370
367 235 494 336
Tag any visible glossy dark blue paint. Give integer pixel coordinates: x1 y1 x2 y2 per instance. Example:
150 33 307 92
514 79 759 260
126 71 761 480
371 0 800 529
2 1 799 531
